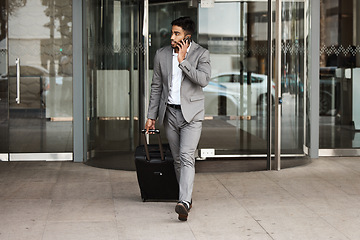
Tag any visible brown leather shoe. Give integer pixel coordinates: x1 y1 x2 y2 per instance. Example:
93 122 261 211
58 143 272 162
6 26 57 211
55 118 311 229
175 202 190 221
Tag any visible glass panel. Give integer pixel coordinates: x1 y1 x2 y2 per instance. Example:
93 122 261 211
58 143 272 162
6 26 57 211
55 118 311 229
280 1 306 154
0 0 8 155
148 2 197 142
7 0 73 153
199 2 270 155
319 0 360 149
148 1 307 159
85 0 140 169
147 1 296 162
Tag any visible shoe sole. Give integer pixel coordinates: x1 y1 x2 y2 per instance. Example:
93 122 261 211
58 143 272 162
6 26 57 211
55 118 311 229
175 204 188 221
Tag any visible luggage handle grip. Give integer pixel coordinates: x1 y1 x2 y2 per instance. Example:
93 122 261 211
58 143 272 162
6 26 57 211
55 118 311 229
141 129 160 134
141 129 164 161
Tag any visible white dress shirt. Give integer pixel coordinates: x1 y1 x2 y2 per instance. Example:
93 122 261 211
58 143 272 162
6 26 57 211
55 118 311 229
168 43 191 105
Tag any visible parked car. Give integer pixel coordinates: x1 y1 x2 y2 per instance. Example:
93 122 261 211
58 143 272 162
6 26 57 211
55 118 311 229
204 72 275 117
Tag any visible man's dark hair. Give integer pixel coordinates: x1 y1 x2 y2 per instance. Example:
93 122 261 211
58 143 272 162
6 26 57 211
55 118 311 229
171 17 195 35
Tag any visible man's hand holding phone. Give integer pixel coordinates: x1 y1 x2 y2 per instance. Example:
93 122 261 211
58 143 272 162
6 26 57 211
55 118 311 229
177 36 190 63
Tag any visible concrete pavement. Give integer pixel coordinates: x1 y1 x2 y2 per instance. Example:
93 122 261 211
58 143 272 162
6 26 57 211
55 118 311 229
0 157 360 239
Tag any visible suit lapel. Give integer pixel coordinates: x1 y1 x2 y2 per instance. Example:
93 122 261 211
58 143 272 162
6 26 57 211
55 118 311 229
187 42 196 57
187 42 199 61
165 47 173 89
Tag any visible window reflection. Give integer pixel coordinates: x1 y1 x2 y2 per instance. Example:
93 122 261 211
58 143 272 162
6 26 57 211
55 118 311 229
319 0 360 149
198 2 305 155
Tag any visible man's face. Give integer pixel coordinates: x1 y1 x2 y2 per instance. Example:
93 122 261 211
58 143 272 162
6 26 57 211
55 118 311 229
171 25 186 49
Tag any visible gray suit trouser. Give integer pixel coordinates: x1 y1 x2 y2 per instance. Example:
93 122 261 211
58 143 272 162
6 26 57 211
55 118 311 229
164 106 202 203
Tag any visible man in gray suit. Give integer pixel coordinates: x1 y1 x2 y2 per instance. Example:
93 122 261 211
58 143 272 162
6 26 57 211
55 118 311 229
145 17 211 221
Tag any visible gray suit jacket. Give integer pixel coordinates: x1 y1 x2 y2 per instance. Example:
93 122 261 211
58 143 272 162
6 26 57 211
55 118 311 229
147 42 211 124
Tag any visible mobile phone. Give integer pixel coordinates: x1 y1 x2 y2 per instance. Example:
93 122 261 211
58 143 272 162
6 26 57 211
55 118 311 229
183 36 190 44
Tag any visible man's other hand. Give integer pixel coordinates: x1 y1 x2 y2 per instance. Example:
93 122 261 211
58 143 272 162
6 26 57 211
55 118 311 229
145 119 156 134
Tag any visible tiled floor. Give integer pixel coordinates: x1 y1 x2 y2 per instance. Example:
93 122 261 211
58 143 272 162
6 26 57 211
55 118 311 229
0 157 360 240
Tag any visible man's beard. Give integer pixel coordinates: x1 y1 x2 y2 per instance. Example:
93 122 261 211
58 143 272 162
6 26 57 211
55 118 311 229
171 42 178 49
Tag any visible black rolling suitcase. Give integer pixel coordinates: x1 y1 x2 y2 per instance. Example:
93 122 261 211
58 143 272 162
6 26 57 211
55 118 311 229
135 129 179 202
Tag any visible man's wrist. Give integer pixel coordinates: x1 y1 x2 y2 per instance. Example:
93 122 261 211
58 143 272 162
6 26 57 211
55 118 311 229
148 118 156 123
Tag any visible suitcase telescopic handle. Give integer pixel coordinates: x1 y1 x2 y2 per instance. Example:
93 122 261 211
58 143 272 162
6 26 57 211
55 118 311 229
141 129 164 161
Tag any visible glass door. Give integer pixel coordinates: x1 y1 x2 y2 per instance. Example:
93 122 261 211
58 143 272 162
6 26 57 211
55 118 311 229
81 0 308 170
280 0 306 156
198 1 271 158
147 1 198 142
147 1 271 167
147 0 308 168
85 0 140 169
318 0 360 153
0 0 73 161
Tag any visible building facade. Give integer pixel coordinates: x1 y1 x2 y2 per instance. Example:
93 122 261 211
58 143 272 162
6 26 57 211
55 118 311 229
0 0 359 170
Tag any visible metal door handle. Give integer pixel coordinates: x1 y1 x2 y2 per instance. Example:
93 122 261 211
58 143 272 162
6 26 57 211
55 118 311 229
15 58 20 104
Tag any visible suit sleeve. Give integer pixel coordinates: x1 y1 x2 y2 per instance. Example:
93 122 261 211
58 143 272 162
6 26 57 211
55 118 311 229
147 50 162 120
179 49 211 88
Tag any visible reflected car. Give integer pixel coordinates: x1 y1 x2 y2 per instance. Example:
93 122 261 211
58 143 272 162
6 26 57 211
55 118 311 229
204 72 275 116
281 74 304 95
281 69 339 116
